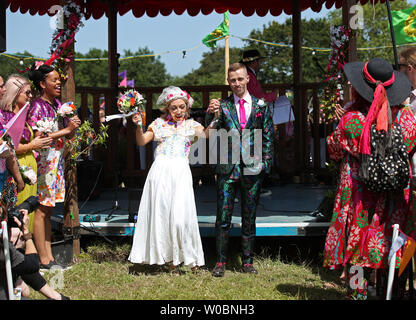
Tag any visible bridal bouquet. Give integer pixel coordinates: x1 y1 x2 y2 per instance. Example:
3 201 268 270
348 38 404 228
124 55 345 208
113 89 146 126
117 89 145 114
57 101 77 119
19 165 37 185
32 118 55 135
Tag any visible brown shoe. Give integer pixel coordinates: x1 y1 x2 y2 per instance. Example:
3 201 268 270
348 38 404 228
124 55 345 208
212 262 226 277
241 263 258 274
169 264 181 276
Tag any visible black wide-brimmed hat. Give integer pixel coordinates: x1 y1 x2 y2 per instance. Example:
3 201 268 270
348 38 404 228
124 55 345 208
240 49 266 63
343 57 411 106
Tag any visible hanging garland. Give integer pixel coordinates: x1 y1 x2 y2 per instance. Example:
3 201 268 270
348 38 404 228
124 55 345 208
49 1 85 82
320 25 354 124
25 1 84 93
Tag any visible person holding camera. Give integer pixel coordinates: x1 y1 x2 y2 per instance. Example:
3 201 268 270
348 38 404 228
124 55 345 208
0 203 69 300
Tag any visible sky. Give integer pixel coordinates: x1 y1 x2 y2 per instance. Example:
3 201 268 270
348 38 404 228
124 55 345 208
4 5 335 77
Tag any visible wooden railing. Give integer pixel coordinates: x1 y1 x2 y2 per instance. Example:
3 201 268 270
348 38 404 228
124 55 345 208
75 83 332 187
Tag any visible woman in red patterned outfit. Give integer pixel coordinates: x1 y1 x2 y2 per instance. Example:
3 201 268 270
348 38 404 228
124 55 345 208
323 58 416 299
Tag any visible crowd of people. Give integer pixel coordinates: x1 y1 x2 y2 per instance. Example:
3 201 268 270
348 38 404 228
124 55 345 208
0 53 275 299
1 46 416 301
323 53 416 300
0 63 80 300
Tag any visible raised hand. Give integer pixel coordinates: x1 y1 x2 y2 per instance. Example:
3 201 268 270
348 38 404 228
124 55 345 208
132 112 142 126
208 98 220 116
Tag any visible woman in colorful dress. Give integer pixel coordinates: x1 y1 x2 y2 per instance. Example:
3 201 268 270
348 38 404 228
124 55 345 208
0 75 53 227
323 58 416 299
27 64 80 269
128 86 214 273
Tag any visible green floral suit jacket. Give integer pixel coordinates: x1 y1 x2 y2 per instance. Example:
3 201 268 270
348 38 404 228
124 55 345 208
205 93 274 176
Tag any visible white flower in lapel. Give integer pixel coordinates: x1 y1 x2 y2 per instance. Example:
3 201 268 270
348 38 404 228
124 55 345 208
257 99 265 106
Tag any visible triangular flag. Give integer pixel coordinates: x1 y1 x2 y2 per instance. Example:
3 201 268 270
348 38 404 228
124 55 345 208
398 231 416 276
119 77 127 87
118 70 127 78
3 102 30 147
202 11 229 48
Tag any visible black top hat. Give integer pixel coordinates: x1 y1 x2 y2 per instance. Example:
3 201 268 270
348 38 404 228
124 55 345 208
240 49 266 63
343 57 411 106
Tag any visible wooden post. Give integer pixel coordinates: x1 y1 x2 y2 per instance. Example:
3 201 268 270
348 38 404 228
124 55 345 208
342 0 357 103
107 0 119 183
292 0 303 178
0 0 5 53
61 43 80 259
225 36 229 84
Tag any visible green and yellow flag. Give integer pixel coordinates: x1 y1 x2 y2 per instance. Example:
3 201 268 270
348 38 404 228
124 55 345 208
202 11 229 48
391 5 416 45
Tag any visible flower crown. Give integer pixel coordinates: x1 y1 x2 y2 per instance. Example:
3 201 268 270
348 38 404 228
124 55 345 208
156 86 194 108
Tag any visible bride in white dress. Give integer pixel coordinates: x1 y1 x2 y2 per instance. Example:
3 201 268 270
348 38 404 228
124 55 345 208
128 86 216 272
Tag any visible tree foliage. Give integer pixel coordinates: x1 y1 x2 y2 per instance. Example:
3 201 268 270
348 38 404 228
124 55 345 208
0 51 35 79
328 0 411 63
176 46 241 86
75 48 108 87
119 48 172 87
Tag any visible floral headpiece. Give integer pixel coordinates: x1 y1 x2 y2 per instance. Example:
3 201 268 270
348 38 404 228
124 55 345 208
156 86 194 108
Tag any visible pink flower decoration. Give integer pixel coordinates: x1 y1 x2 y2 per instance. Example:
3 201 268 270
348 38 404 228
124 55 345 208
34 61 44 70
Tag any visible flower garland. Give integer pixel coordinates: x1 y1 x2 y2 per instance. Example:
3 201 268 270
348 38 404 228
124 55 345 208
319 25 354 124
49 1 84 82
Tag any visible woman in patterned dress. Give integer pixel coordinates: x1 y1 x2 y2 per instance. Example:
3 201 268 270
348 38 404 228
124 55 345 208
323 58 416 299
128 86 215 273
27 64 80 269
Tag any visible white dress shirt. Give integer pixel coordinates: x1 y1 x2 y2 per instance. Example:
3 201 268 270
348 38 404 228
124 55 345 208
233 92 252 124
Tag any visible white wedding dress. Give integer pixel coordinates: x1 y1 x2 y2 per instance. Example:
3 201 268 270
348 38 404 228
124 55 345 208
128 118 205 267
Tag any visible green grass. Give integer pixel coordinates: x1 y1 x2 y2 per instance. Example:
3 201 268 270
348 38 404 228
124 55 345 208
30 237 346 300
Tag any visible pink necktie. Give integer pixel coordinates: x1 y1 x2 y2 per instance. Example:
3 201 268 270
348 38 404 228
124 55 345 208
239 98 246 129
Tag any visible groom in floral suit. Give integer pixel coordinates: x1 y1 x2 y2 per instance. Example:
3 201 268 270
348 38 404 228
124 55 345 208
206 62 274 277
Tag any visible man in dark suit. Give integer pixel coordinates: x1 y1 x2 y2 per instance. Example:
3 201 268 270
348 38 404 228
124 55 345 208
241 49 279 196
206 63 274 277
